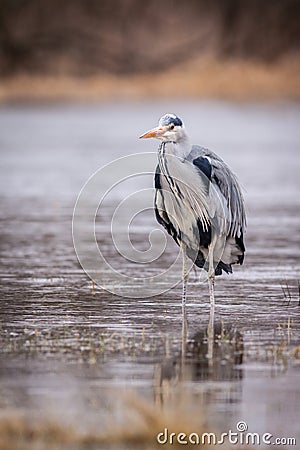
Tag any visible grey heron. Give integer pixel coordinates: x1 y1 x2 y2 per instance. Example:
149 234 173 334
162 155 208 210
139 113 246 312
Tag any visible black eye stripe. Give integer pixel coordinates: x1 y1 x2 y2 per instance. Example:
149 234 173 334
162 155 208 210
172 117 182 127
159 114 183 127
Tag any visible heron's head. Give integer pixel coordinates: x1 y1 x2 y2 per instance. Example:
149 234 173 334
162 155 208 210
139 113 187 143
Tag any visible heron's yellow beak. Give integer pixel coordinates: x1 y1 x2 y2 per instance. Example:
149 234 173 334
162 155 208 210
139 126 165 139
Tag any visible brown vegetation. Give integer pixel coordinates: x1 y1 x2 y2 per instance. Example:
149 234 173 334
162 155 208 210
0 395 253 450
0 0 299 100
1 56 299 101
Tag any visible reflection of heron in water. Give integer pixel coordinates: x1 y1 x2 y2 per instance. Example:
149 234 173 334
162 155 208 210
154 322 243 405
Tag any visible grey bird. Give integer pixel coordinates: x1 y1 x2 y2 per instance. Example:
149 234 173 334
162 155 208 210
139 113 246 311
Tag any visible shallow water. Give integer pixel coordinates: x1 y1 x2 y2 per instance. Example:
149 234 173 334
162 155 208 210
0 101 300 449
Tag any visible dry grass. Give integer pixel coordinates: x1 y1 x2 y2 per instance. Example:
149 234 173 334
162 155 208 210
0 56 299 102
0 393 252 450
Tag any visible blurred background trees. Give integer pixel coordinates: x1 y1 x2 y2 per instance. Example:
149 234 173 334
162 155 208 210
0 0 299 77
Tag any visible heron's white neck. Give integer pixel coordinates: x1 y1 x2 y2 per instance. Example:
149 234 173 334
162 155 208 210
160 132 190 160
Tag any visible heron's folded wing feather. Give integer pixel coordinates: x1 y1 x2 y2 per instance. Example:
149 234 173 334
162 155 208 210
189 145 246 237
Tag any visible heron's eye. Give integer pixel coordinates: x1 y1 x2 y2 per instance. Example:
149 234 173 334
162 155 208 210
169 124 175 130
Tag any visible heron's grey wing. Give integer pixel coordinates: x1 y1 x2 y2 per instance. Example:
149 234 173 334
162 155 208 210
187 145 224 164
188 145 246 238
211 157 246 238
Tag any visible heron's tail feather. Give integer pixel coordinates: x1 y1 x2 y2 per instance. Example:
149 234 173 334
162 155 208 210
216 261 232 275
186 246 232 276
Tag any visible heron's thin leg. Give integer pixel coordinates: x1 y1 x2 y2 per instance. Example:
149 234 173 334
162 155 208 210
207 299 215 361
181 243 188 311
180 243 189 366
181 304 188 362
207 238 216 309
208 273 215 309
206 236 215 363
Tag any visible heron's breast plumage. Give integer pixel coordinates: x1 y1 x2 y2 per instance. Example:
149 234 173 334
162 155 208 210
156 144 213 251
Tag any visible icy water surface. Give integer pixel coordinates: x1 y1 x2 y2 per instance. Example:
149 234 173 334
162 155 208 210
0 101 300 449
